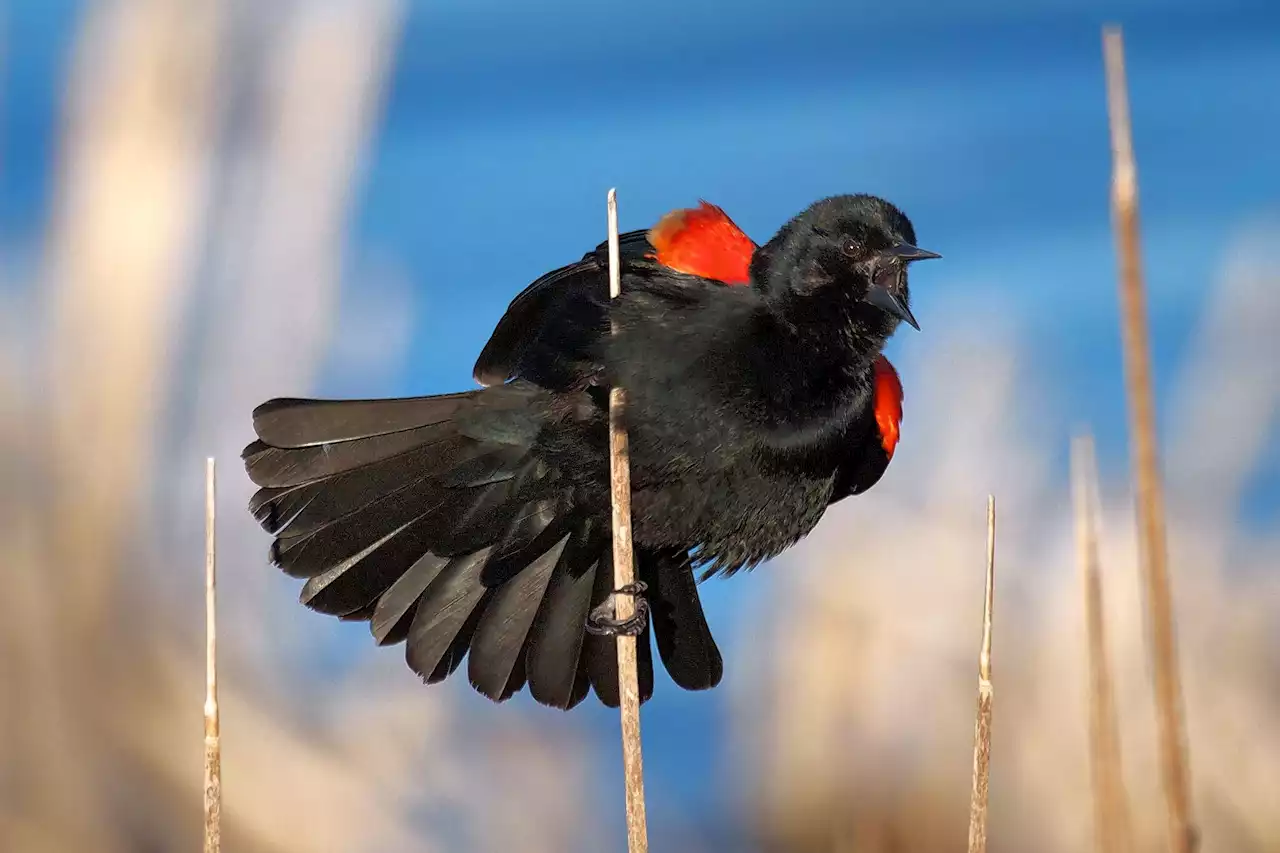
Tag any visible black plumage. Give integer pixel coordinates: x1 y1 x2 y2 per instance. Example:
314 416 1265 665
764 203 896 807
243 193 938 709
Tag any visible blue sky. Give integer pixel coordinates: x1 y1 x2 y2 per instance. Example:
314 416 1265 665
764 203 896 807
4 0 1278 847
361 1 1278 466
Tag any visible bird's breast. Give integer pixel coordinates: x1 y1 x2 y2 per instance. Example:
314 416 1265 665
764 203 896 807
629 446 836 575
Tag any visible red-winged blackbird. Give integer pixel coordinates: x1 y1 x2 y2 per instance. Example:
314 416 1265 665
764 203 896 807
244 194 938 709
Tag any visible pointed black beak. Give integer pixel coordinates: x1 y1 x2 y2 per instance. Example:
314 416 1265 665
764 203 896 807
863 241 936 331
884 240 941 262
864 284 920 331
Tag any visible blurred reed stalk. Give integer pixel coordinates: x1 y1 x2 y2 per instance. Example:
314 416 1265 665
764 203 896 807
966 495 997 853
22 1 222 846
204 458 221 853
2 2 411 850
1102 26 1197 853
605 188 650 853
1072 433 1134 853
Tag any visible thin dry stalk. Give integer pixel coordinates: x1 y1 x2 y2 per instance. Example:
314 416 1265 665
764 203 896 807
1072 433 1135 853
966 495 997 853
1102 26 1197 853
606 188 650 853
204 457 221 853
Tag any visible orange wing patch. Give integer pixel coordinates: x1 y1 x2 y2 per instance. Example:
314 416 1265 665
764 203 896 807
647 201 756 286
872 355 904 459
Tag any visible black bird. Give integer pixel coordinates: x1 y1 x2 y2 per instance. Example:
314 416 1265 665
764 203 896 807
243 193 939 709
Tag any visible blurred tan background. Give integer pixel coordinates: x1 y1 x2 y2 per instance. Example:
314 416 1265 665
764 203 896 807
2 1 1277 851
739 228 1280 851
3 3 593 850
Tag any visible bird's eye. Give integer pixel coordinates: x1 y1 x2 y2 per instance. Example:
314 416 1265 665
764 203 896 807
840 238 861 258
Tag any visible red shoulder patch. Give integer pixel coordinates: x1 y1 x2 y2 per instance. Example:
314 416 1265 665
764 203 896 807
646 201 756 286
872 355 904 459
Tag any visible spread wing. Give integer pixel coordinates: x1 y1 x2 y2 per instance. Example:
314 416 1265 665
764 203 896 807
472 202 757 389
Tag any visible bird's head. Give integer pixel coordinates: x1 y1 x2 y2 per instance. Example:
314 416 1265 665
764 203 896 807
751 194 940 345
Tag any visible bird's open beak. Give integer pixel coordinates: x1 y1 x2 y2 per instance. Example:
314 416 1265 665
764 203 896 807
865 284 920 331
864 241 938 331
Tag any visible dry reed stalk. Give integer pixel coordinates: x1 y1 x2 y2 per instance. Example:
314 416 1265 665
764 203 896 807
1102 25 1197 853
966 495 997 853
204 457 221 853
1072 433 1135 853
606 188 650 853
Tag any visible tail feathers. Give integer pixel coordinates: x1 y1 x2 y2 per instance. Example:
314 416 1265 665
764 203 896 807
644 549 724 691
245 388 722 710
583 558 622 705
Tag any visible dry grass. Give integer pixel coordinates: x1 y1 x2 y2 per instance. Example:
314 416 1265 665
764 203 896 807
1074 433 1136 853
606 187 652 853
1104 26 1197 853
204 457 222 853
966 496 997 853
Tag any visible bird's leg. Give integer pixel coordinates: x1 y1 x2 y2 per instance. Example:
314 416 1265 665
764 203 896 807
585 581 650 636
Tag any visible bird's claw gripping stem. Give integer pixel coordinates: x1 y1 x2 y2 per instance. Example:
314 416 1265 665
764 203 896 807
585 581 649 637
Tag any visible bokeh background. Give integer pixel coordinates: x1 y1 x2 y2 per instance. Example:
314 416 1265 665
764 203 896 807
2 1 1278 851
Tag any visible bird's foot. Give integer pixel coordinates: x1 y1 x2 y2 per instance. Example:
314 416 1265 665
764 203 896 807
585 581 650 637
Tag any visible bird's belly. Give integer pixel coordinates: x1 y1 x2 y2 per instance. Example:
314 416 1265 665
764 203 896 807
630 460 834 576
